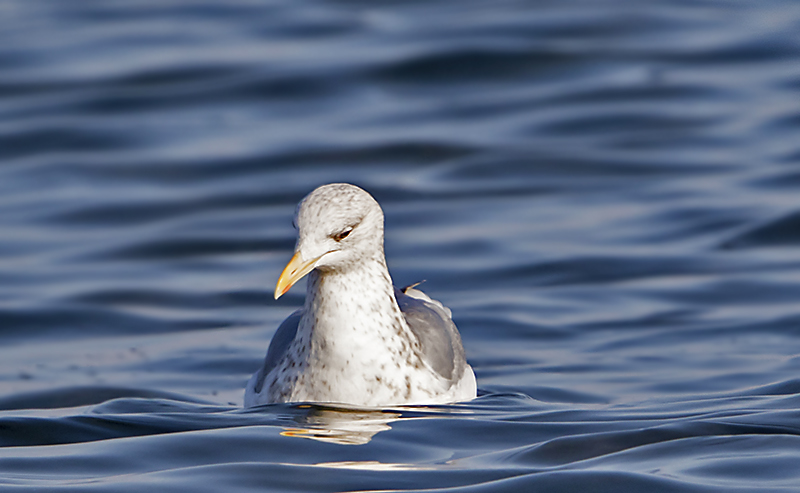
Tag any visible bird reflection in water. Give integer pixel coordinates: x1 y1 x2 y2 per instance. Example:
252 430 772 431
280 404 401 445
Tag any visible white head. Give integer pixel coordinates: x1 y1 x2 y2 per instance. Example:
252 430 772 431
275 183 385 299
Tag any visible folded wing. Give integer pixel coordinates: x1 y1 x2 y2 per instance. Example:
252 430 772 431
251 309 301 394
395 286 467 385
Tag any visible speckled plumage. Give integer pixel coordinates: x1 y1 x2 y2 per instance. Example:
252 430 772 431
245 183 476 407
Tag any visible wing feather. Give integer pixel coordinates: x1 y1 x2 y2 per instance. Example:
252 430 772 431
252 309 301 394
395 287 467 384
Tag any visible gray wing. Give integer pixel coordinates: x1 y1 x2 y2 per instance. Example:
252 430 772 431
395 287 467 383
252 309 302 394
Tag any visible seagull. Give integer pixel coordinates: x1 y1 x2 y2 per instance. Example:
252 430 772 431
245 183 476 407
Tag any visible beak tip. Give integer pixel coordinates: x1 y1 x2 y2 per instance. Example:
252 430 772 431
273 250 321 302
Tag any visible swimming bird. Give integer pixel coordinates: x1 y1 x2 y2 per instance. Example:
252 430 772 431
245 183 476 407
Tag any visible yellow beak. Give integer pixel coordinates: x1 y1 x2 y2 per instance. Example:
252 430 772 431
274 251 324 300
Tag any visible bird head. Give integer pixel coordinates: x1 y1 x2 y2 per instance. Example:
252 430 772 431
274 183 384 299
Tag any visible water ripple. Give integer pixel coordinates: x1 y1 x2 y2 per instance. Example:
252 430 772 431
1 0 799 491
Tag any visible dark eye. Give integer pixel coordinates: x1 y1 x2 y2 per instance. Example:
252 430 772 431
332 227 352 242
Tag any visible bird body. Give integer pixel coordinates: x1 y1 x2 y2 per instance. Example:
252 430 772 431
245 184 476 407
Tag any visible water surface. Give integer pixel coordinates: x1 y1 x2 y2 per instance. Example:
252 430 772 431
1 0 800 491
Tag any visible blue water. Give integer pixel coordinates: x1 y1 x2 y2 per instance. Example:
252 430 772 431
2 0 800 491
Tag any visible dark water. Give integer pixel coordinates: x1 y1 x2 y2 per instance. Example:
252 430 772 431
2 0 800 491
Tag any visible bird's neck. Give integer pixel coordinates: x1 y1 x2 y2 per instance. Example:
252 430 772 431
299 259 415 366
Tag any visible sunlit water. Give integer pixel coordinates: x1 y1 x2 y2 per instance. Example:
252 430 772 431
2 0 800 491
